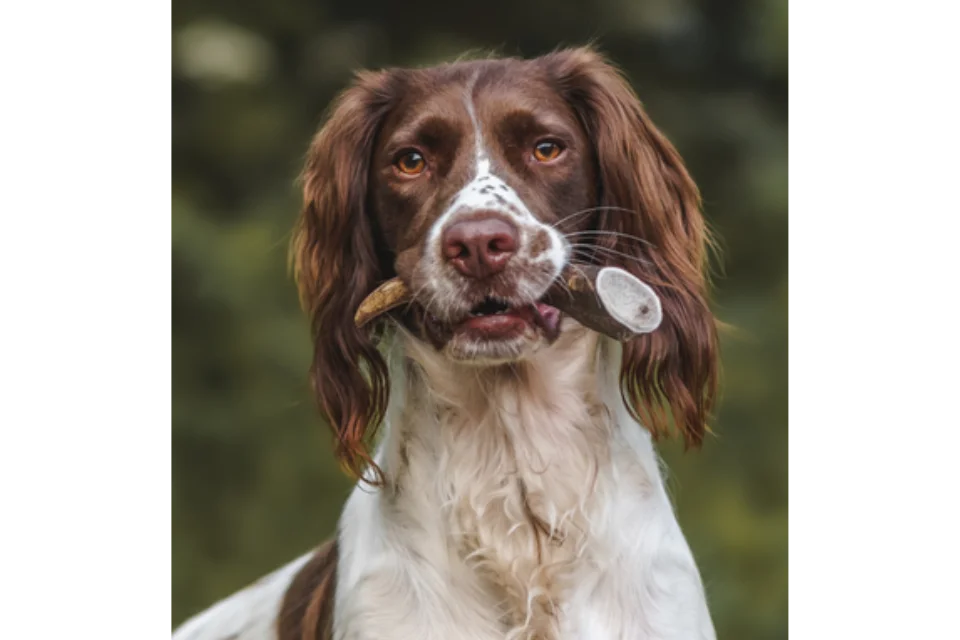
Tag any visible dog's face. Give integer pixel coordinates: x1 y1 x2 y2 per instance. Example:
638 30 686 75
294 48 718 479
369 68 597 361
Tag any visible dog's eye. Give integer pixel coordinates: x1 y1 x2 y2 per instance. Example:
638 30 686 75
395 151 426 176
533 140 563 163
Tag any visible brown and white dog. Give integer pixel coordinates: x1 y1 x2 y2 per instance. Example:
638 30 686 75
174 46 719 640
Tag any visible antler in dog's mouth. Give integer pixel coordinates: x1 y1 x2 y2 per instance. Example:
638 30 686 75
354 266 662 341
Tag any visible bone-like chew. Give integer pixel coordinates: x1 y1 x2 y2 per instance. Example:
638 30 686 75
353 278 411 328
353 266 662 340
548 265 662 339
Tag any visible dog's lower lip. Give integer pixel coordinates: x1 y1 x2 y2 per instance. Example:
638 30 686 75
455 302 562 341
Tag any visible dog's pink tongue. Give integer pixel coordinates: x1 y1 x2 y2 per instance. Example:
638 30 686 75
527 303 562 341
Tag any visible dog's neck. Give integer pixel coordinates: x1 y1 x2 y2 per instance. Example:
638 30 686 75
372 324 627 521
394 324 609 431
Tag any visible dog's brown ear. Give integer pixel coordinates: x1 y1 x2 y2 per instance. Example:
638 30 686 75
277 541 338 640
292 71 403 482
543 47 719 447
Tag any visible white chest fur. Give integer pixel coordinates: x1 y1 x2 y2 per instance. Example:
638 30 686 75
333 329 716 640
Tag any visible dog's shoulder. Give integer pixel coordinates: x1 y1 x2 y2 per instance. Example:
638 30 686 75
173 542 337 640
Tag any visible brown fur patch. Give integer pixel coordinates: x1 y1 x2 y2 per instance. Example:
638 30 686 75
528 228 550 258
277 540 338 640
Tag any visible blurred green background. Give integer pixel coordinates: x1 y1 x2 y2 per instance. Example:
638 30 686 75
172 0 787 637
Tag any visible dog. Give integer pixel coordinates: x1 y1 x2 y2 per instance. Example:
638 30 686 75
174 46 720 640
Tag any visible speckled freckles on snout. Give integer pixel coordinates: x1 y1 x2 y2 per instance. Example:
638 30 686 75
422 89 570 311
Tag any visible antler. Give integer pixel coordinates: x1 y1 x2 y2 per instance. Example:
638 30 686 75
544 265 661 339
354 266 662 340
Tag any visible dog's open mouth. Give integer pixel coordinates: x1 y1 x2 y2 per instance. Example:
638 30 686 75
469 297 511 317
355 266 664 350
456 297 562 342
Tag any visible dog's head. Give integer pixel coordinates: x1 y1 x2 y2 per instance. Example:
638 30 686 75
293 47 718 479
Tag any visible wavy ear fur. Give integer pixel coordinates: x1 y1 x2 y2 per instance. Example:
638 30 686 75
292 71 402 482
544 47 720 447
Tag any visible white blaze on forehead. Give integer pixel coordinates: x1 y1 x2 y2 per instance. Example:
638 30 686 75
427 89 569 275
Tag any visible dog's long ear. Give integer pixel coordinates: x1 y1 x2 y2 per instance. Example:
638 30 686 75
292 71 401 482
544 47 719 447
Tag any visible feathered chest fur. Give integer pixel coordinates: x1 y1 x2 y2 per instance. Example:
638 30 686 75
363 328 653 639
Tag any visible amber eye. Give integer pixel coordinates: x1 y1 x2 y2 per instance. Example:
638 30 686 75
395 150 426 175
533 140 563 163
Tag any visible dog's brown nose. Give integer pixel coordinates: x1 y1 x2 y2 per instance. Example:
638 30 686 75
442 216 519 279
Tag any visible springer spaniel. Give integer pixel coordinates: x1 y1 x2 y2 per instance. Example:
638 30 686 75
174 46 719 640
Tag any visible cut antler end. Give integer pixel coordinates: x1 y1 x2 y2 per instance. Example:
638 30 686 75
542 265 661 340
594 267 662 334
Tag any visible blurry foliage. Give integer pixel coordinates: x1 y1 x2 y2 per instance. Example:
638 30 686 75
172 0 786 637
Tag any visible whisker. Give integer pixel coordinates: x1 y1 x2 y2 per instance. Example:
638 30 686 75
425 291 443 318
549 205 638 229
569 243 654 267
569 248 606 267
402 280 434 318
552 273 575 302
564 230 654 248
268 229 294 253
